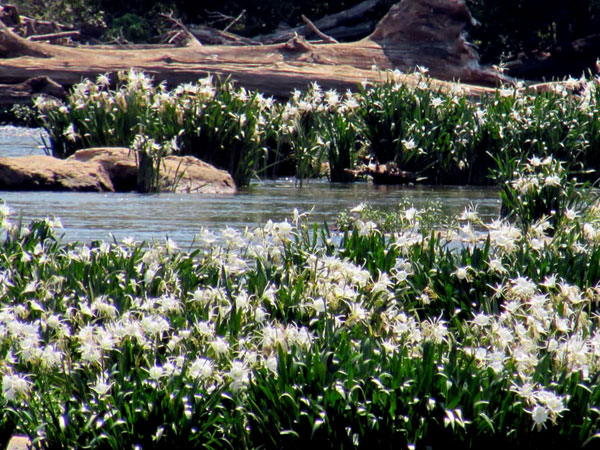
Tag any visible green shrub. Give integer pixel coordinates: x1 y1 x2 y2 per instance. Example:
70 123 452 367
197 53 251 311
35 71 273 187
109 13 153 42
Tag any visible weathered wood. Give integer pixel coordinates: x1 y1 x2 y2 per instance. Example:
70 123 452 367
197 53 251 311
222 9 246 33
257 0 382 44
0 5 76 40
0 0 506 98
28 30 80 42
159 13 203 48
300 15 338 44
188 24 261 46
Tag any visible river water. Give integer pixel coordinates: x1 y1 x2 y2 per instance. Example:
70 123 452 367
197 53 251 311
0 126 501 246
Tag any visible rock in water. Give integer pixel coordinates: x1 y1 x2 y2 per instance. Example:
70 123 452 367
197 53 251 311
70 148 237 194
0 155 114 191
161 155 237 194
0 148 237 194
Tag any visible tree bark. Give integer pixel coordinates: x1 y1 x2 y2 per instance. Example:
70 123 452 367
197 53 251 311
0 0 505 99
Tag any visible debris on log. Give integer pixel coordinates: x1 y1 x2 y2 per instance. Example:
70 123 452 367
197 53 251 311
256 0 382 44
28 30 80 43
0 4 78 43
0 0 506 98
0 76 65 105
158 13 203 48
347 163 420 185
300 14 339 44
187 25 261 46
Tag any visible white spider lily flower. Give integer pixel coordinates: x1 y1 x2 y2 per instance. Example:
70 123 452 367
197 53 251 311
2 373 30 402
530 405 549 430
91 373 113 397
189 357 213 380
228 360 250 392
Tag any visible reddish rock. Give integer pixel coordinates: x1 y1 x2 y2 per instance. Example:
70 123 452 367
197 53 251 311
0 148 237 193
161 155 237 194
68 147 137 191
0 154 114 191
70 148 237 194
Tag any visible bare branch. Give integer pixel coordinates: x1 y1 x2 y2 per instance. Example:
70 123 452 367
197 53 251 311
223 10 246 32
187 24 261 46
300 15 338 44
28 30 80 42
205 10 234 25
159 12 202 47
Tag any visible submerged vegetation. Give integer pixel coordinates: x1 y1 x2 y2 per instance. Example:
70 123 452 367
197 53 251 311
0 156 600 448
33 69 600 192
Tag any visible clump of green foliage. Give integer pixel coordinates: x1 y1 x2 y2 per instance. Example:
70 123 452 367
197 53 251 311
0 105 41 128
34 71 273 188
33 68 600 190
337 199 450 234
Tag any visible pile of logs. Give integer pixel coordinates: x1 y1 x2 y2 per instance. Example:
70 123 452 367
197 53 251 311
253 0 383 45
0 4 80 44
0 0 506 105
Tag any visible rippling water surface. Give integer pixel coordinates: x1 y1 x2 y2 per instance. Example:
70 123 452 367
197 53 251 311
0 126 502 246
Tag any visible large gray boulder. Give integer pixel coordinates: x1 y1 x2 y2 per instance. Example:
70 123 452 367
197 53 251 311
0 148 237 194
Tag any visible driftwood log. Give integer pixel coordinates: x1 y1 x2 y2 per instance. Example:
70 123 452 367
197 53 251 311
187 24 261 46
0 0 505 101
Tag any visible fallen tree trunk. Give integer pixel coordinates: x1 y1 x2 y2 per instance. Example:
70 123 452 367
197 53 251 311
0 0 505 99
